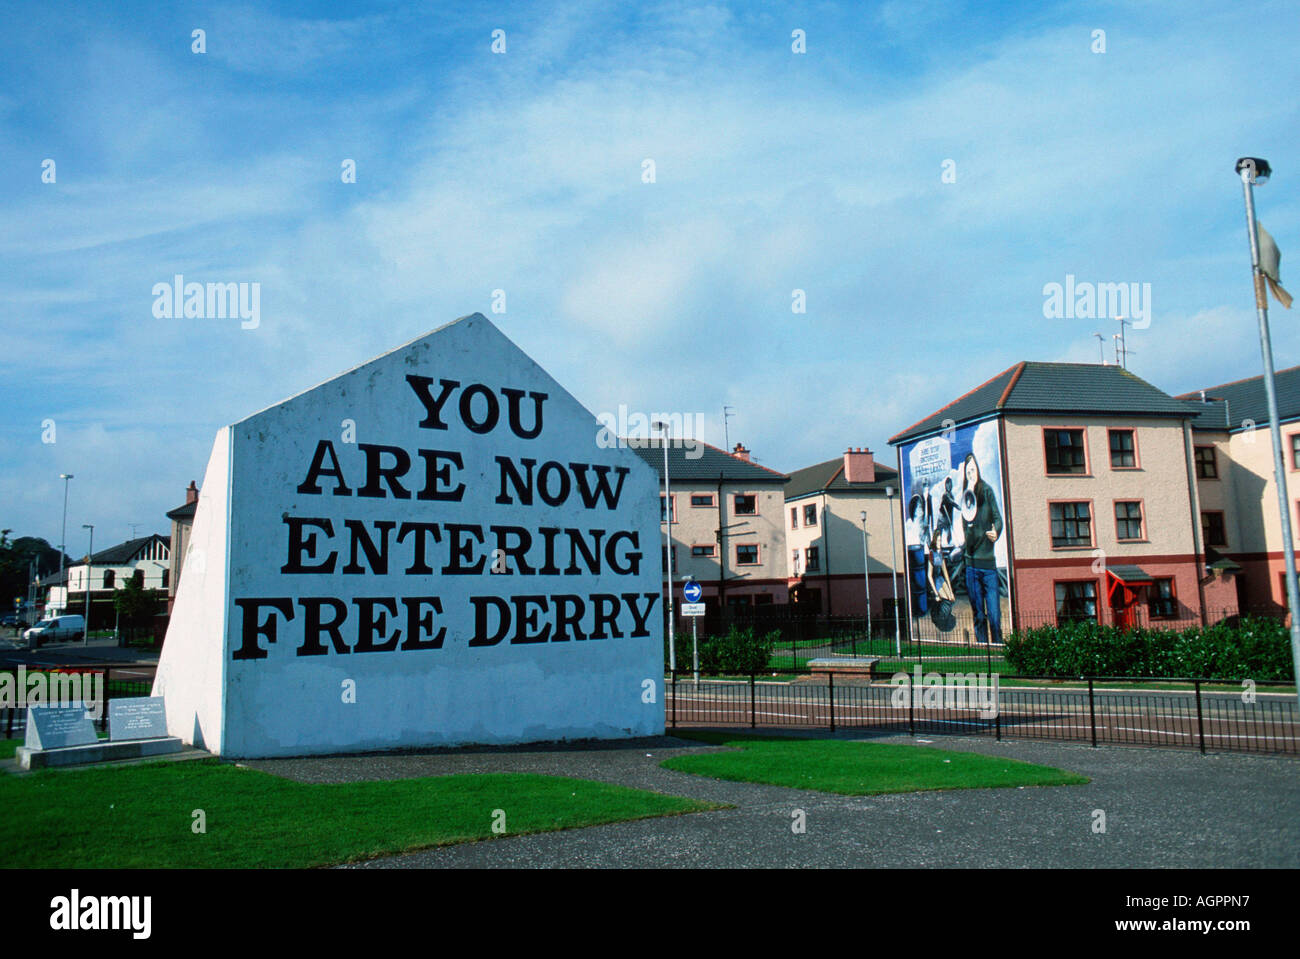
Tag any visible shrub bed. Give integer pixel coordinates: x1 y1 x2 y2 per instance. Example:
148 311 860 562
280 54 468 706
1002 616 1292 680
666 624 779 675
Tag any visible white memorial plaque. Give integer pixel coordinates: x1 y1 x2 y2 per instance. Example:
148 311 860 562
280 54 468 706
25 704 97 751
110 696 170 741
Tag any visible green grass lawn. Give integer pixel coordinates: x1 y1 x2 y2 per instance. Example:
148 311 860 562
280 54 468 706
0 759 721 868
661 732 1088 795
0 739 16 760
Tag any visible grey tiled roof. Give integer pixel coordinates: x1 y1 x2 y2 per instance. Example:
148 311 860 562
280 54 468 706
627 439 787 484
785 457 900 500
165 501 197 521
1179 365 1300 433
890 362 1199 445
88 534 169 565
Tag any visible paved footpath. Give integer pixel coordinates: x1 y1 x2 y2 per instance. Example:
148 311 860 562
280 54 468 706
242 730 1300 869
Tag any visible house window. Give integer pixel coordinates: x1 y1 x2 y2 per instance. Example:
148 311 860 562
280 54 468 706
1114 501 1144 541
659 494 676 523
734 494 757 515
661 545 677 571
791 550 801 576
103 570 115 589
1109 429 1136 468
1149 578 1176 619
803 504 817 527
1050 502 1092 547
691 545 715 557
1044 429 1087 474
805 546 820 572
1292 435 1300 470
1195 446 1218 479
131 569 144 588
691 494 714 507
1055 581 1098 623
162 569 170 590
736 544 759 565
790 507 799 529
1201 511 1227 548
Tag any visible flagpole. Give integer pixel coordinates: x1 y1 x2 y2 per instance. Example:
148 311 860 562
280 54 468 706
1236 157 1300 700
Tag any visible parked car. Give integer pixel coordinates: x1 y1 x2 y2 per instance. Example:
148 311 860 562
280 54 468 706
22 614 86 646
0 613 17 628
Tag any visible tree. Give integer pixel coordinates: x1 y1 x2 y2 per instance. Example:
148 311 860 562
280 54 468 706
0 535 69 609
112 577 163 640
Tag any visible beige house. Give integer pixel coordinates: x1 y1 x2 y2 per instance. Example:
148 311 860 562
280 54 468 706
783 448 906 618
890 362 1235 630
165 480 199 613
1178 365 1300 613
629 440 788 611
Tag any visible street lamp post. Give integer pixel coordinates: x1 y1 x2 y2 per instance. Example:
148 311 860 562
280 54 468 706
58 473 73 612
653 421 676 674
1235 156 1300 698
886 485 902 656
81 524 94 645
859 510 870 638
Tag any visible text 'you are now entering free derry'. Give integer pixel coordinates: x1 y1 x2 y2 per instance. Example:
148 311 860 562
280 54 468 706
154 314 665 758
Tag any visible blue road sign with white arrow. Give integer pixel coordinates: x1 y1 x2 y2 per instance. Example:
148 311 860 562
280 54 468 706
683 580 702 603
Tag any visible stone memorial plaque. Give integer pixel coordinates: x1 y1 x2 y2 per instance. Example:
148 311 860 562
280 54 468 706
110 696 169 741
25 703 98 751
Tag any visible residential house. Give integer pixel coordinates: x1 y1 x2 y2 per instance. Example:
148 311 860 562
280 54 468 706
889 361 1232 632
1178 365 1300 612
784 447 906 618
629 440 789 611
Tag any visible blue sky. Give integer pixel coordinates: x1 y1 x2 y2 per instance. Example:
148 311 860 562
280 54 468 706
2 0 1297 557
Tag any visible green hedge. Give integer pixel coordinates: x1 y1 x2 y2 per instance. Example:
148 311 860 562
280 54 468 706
1003 616 1293 680
666 624 779 675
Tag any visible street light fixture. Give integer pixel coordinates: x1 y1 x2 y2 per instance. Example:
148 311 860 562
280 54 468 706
886 485 901 655
652 420 676 673
859 510 870 637
81 524 94 645
58 473 73 612
1235 155 1300 699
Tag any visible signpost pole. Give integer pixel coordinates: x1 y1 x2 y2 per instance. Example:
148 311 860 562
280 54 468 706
692 616 698 684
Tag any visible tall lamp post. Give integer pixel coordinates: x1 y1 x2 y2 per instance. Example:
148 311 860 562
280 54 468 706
1235 156 1300 697
886 485 902 655
653 420 676 673
859 511 870 638
58 473 73 612
81 524 94 644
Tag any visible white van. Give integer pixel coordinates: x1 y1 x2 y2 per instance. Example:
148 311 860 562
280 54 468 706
23 615 87 647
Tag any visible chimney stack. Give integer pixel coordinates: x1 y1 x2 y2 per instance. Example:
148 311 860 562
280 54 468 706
731 443 751 462
186 480 199 504
844 447 875 483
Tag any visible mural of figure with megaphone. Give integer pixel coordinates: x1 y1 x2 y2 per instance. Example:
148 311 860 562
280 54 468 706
899 419 1011 644
960 451 1004 645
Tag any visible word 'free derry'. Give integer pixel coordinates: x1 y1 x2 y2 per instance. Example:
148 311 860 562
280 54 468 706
0 666 103 719
890 667 999 719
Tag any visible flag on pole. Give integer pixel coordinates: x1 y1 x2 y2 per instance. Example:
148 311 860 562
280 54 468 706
1257 222 1293 309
